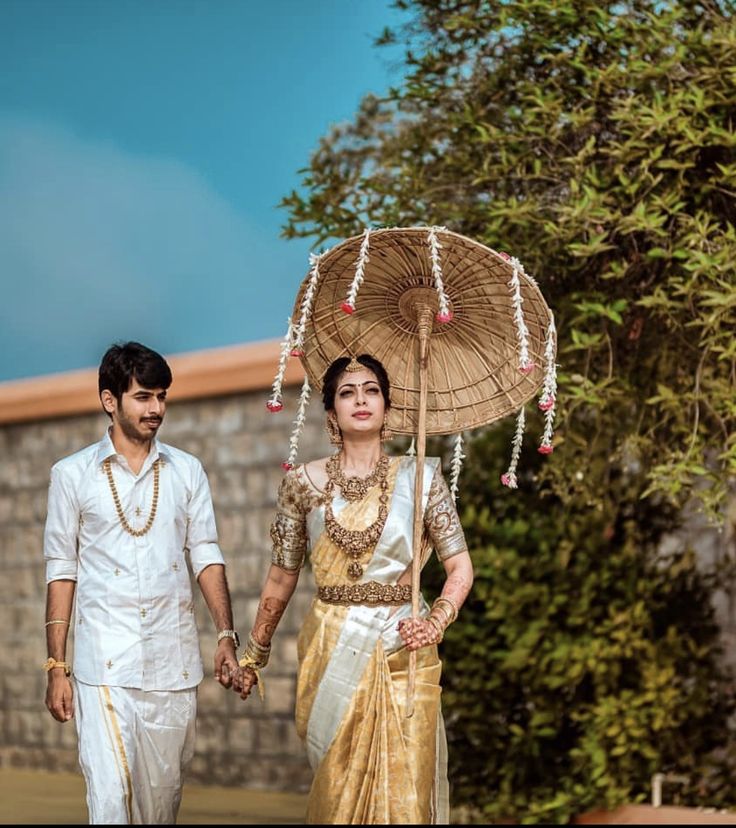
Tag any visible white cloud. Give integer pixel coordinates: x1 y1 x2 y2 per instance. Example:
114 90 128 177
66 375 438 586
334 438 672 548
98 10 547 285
0 114 295 380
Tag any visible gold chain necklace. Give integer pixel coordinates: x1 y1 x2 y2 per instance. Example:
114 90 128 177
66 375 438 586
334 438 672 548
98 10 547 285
104 457 160 537
324 453 390 580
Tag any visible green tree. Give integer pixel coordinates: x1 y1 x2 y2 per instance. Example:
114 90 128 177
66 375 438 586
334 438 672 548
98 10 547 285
282 0 736 821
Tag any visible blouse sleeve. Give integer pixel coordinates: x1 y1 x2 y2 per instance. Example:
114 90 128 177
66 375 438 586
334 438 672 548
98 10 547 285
269 469 309 571
423 465 468 561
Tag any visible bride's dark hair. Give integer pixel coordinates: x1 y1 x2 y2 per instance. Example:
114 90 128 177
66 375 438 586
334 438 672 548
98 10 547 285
322 355 391 411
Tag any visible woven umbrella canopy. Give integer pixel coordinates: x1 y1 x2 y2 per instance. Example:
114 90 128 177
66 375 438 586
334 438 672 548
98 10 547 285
269 226 557 716
291 227 552 437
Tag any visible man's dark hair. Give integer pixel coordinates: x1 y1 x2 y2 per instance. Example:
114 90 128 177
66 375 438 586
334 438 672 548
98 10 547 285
98 342 172 415
322 354 391 411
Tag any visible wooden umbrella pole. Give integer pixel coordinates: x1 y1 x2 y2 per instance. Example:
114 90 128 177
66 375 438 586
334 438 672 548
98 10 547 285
406 304 433 718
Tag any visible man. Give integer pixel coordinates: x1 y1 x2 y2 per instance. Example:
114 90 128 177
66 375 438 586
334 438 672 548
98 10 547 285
43 341 241 824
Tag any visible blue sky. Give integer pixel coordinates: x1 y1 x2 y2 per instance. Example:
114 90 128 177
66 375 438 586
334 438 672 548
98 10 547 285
0 0 407 382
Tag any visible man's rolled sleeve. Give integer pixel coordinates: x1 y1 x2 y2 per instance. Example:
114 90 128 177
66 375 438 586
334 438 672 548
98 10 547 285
44 465 80 583
186 461 225 579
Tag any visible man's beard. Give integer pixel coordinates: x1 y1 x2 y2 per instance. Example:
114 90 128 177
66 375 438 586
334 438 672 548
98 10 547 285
118 408 162 443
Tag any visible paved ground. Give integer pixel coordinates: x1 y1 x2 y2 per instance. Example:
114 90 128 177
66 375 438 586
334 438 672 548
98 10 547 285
0 768 308 824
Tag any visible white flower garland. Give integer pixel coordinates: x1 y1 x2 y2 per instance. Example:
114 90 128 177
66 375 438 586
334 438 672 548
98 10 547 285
508 256 534 373
267 317 294 412
292 253 322 354
449 432 465 502
342 228 371 313
538 317 557 454
283 375 311 470
427 226 452 322
501 407 526 488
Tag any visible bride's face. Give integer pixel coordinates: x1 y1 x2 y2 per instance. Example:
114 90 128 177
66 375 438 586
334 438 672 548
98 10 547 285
332 368 386 440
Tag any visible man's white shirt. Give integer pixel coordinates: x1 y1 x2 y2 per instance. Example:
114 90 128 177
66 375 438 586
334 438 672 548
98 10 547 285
44 431 225 690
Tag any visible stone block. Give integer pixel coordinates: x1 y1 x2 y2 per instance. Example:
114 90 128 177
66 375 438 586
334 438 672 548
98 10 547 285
227 717 256 753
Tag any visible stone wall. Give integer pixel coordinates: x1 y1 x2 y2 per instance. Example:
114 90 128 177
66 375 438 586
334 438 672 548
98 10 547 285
0 386 329 791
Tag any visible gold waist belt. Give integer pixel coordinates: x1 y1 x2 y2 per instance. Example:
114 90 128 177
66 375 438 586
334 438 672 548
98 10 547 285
317 581 412 605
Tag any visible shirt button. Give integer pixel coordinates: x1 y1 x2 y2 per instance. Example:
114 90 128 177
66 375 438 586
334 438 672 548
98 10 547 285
182 670 189 680
114 568 120 576
140 609 147 618
106 660 113 669
172 562 180 572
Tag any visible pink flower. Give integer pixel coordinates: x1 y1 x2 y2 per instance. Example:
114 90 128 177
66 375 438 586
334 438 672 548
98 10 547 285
520 362 537 375
290 347 304 358
501 472 517 488
436 310 453 324
340 301 355 315
538 444 554 455
266 400 283 413
499 251 511 261
538 397 555 412
281 461 293 471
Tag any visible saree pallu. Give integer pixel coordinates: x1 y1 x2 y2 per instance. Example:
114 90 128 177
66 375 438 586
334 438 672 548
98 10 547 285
296 457 449 824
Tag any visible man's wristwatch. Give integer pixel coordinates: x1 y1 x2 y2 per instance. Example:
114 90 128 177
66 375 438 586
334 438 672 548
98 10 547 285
217 629 240 649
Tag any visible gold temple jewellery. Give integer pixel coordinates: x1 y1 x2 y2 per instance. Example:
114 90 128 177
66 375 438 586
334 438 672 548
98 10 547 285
42 657 71 676
318 582 412 605
328 453 389 502
324 453 390 580
104 458 160 537
45 619 70 627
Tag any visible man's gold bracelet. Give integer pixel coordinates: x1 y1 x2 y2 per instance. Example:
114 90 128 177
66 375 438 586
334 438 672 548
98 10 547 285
43 657 71 676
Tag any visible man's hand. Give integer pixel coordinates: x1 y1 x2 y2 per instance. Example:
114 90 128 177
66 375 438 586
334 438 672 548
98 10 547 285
214 639 239 688
45 672 74 722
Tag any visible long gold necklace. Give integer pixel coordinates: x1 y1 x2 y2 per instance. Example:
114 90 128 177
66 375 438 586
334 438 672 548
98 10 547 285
324 453 390 580
104 457 160 537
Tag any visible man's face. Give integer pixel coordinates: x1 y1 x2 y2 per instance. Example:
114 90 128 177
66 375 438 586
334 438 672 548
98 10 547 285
108 379 167 442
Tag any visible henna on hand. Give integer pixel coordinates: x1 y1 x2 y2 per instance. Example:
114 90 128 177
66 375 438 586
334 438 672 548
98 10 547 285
253 596 287 646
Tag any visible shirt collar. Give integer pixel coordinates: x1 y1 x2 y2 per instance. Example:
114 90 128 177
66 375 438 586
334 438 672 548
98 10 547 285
96 429 166 470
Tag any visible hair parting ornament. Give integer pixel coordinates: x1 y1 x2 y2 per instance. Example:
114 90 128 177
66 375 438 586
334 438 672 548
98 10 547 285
266 228 558 494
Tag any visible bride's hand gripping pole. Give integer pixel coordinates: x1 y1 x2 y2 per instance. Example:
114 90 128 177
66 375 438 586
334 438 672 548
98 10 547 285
407 304 433 718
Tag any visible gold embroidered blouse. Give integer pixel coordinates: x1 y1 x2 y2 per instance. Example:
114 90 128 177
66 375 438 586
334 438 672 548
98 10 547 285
270 461 467 572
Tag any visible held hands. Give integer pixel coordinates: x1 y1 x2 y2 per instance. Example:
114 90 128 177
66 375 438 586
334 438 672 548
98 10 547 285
214 638 239 689
232 665 259 700
45 672 74 722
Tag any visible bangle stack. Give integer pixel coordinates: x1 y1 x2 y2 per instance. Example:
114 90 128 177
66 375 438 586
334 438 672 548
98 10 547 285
238 633 271 702
431 596 459 625
239 632 271 670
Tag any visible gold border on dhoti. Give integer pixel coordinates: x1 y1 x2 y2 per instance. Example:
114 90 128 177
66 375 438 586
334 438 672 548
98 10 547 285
98 686 133 822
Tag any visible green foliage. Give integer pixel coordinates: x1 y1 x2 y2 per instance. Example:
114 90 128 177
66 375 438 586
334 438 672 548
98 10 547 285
423 428 734 822
281 0 736 820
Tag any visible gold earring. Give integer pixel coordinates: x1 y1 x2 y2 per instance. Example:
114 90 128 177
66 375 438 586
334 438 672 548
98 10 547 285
326 416 343 446
380 416 392 442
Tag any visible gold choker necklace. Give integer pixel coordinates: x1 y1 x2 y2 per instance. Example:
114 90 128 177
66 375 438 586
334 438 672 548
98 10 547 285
326 453 389 502
324 453 390 580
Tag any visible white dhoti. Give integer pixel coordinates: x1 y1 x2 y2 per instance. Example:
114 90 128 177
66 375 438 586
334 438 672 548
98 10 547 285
75 680 197 825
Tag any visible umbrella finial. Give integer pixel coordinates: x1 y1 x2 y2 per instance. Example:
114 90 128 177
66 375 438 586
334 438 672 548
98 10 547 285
501 407 526 488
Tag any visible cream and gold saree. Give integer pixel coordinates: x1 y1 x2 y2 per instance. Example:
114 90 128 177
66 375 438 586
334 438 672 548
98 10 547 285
270 456 467 824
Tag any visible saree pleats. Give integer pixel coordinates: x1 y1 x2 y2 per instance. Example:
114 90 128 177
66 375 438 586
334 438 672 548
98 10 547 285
303 637 442 824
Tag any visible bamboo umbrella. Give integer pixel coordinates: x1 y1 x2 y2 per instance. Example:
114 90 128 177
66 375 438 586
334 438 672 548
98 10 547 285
267 226 557 715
